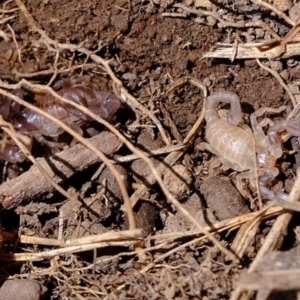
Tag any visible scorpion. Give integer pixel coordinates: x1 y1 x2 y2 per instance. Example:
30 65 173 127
0 81 121 163
202 90 300 201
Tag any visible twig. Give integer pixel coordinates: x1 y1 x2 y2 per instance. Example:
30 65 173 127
7 24 22 64
257 19 300 52
161 12 187 18
12 63 97 78
0 116 79 205
0 7 19 13
0 15 14 24
47 48 59 86
0 229 142 261
113 144 185 163
203 41 300 60
0 131 121 210
0 30 9 41
174 3 245 28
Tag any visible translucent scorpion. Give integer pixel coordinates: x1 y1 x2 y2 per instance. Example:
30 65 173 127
202 90 300 201
0 82 121 163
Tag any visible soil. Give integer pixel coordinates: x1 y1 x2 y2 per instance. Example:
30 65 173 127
1 0 300 299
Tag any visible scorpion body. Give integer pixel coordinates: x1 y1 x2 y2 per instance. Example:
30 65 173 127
0 83 121 163
204 90 300 201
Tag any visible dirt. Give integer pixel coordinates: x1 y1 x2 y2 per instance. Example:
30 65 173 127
1 0 300 299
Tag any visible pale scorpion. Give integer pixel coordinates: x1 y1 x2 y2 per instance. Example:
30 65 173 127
0 82 121 163
202 90 300 201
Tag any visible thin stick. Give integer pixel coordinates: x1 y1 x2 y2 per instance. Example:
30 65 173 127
174 3 245 28
7 24 22 63
12 63 97 78
113 144 185 163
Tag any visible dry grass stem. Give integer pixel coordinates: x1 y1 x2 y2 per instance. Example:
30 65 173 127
203 41 300 59
0 229 142 262
249 167 300 272
1 241 138 262
113 144 185 163
174 3 246 28
12 63 97 78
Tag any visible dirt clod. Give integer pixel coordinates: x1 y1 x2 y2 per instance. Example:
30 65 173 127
131 129 164 186
200 176 250 220
163 164 192 197
162 192 217 233
124 200 158 236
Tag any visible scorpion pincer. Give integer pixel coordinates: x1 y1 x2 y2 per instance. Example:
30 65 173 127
0 84 121 163
203 90 300 201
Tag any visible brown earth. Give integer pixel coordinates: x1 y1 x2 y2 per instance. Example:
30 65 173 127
0 0 300 299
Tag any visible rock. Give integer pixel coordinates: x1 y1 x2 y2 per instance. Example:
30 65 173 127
200 176 250 220
0 279 42 300
162 193 217 233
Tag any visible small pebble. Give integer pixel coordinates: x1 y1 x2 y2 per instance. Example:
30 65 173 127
289 2 300 21
0 279 42 300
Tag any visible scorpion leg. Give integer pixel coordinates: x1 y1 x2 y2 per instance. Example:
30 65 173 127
33 134 65 153
268 120 300 149
259 167 288 200
250 106 290 159
250 106 286 141
236 167 288 201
